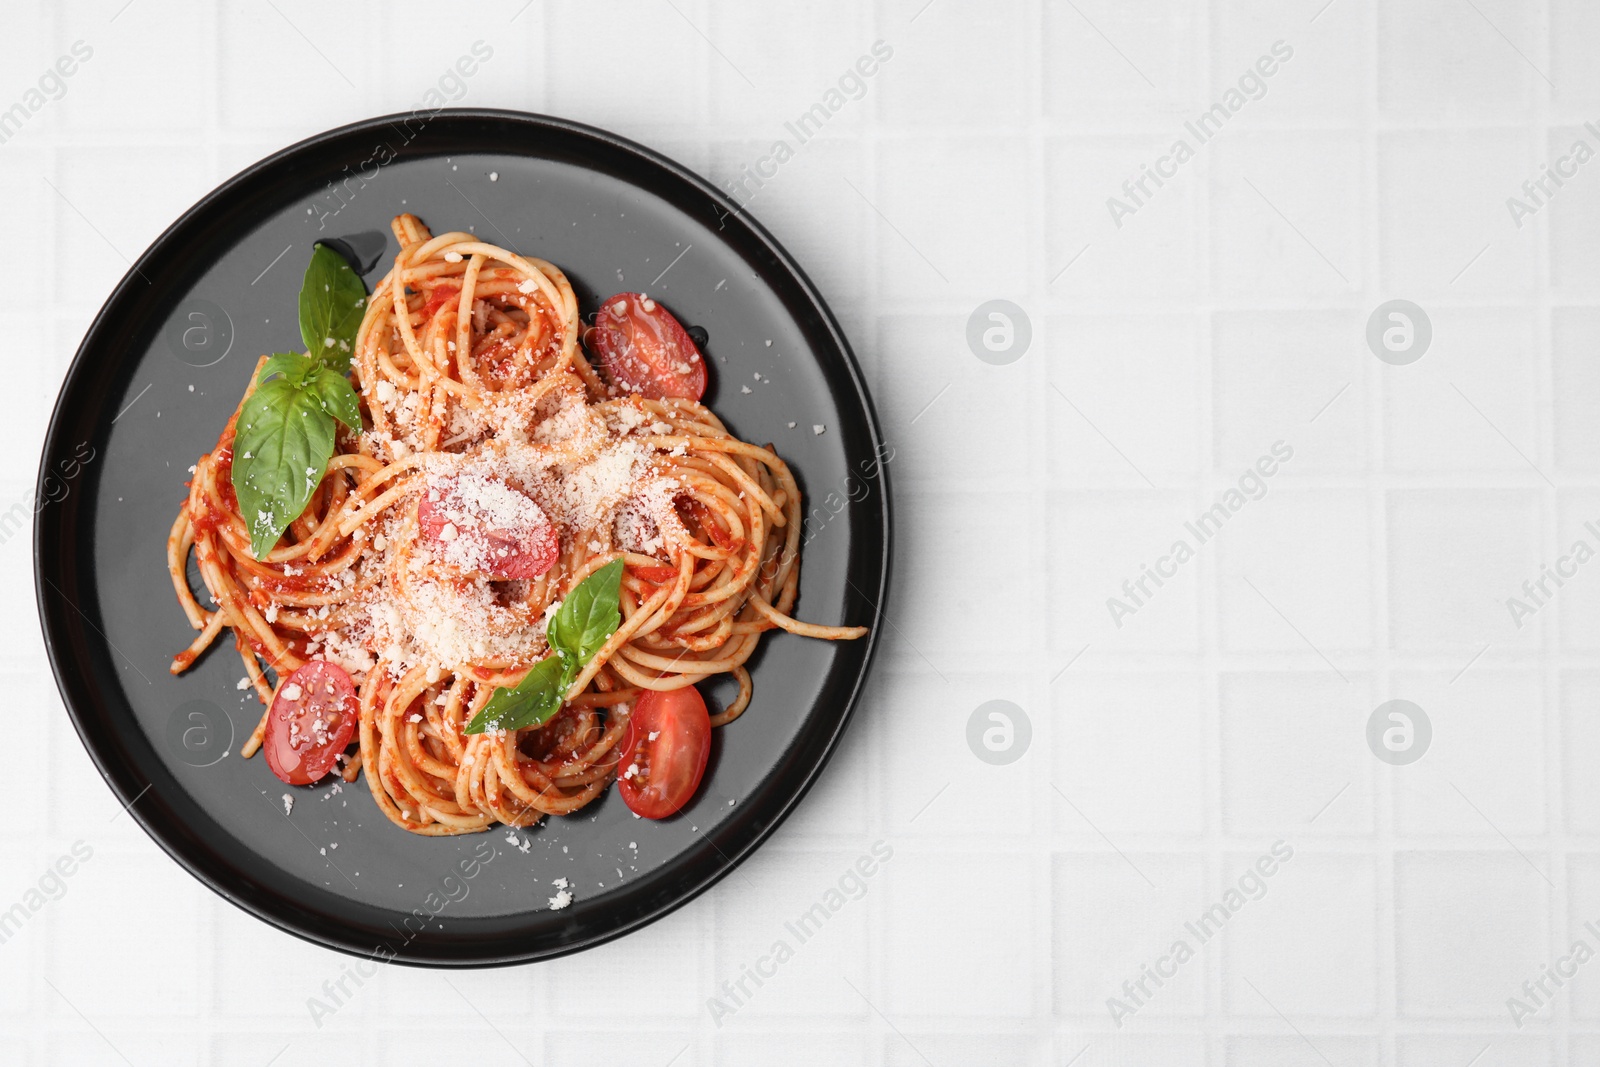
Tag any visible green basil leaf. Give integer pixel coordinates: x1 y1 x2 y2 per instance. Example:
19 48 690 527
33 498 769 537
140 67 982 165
464 654 572 735
231 377 337 560
465 561 627 735
298 242 367 371
306 367 362 431
547 558 624 663
258 351 318 387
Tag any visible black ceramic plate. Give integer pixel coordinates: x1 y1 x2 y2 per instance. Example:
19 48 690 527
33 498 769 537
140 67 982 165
36 110 889 966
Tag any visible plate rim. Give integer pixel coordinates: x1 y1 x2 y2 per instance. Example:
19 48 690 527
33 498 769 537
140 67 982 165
34 107 892 967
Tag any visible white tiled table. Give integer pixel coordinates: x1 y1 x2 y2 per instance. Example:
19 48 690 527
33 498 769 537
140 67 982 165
2 1 1594 1063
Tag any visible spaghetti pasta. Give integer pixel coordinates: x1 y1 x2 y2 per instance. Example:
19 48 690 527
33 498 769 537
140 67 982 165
168 213 866 836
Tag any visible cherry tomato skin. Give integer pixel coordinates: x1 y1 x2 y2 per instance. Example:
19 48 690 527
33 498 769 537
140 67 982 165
418 478 559 580
616 687 712 819
479 525 560 580
264 660 359 786
587 292 707 401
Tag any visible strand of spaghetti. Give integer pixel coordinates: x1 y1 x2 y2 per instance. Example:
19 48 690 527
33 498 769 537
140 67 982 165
166 510 208 630
745 593 870 639
709 666 754 727
170 607 227 674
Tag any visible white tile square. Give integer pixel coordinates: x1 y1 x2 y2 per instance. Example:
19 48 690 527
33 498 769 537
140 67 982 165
1210 1 1367 122
707 1 871 127
376 954 531 1021
1563 854 1600 1019
1383 308 1539 473
1053 672 1206 836
1040 0 1200 120
0 2 54 83
54 146 212 313
212 902 360 1016
1052 852 1208 1016
2 315 56 480
1546 127 1600 291
0 848 47 1018
379 1028 539 1065
545 1 705 127
1216 489 1373 654
0 153 54 311
1211 310 1368 474
1209 133 1364 298
1219 673 1373 835
888 1033 1047 1066
881 850 1035 1016
719 1032 867 1067
1396 1035 1553 1067
1378 0 1537 114
895 489 1040 657
1392 670 1547 836
1072 1036 1208 1067
1553 310 1600 472
0 671 51 837
1227 1036 1380 1067
0 1036 28 1067
0 540 44 666
1047 491 1201 653
48 1032 203 1067
1047 314 1202 483
873 314 1032 485
46 851 202 1017
217 2 371 131
373 12 536 110
879 671 1036 836
544 1029 695 1063
1551 0 1600 111
56 0 208 133
1562 672 1600 834
1386 490 1542 652
1044 137 1200 301
0 37 80 156
1394 852 1550 1017
711 848 876 1019
1555 492 1600 649
550 892 707 1019
875 137 1031 298
709 139 869 318
1222 851 1378 1017
878 1 1028 124
1378 130 1535 297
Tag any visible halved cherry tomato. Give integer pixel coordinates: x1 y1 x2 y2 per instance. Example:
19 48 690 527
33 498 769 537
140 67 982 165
264 660 358 786
616 686 712 819
419 474 559 580
586 292 707 401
